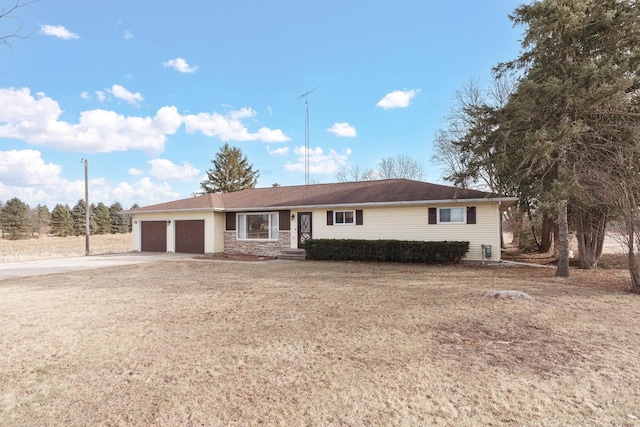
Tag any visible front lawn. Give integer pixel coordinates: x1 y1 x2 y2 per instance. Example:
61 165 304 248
0 260 638 425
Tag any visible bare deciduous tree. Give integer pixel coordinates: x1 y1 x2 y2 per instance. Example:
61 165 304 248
377 154 424 180
336 165 377 182
1 1 37 50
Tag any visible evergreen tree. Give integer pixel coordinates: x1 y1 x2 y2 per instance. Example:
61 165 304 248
50 204 75 237
128 204 139 232
109 202 129 234
31 204 51 237
94 202 112 234
1 197 31 239
199 143 259 193
71 199 97 236
495 0 640 276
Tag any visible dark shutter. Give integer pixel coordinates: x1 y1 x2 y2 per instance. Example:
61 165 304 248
356 210 363 225
467 207 476 224
225 212 236 230
327 210 334 225
428 208 437 224
279 210 291 231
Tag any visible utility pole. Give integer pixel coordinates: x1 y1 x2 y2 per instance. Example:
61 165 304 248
298 86 318 185
82 158 90 256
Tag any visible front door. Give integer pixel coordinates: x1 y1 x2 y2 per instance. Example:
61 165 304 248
297 212 312 249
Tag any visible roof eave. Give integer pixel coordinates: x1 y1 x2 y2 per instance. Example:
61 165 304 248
127 207 224 214
224 197 520 212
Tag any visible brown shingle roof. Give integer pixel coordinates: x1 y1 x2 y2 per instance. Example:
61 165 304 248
129 179 513 213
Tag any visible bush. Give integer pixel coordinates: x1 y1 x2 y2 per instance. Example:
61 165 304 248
304 239 470 264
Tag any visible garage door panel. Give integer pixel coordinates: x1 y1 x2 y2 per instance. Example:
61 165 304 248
175 220 205 254
141 221 167 252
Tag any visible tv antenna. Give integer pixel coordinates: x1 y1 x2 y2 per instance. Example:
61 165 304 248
298 86 318 185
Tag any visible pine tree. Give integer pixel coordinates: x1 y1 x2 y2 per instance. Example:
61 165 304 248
50 204 75 237
199 143 259 194
128 204 139 232
1 197 31 239
71 199 97 236
31 204 51 237
94 202 112 234
500 0 640 276
109 202 129 234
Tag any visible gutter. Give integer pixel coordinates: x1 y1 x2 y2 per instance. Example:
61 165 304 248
127 197 519 215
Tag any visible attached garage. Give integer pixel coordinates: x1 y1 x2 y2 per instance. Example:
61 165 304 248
141 221 167 252
175 220 205 254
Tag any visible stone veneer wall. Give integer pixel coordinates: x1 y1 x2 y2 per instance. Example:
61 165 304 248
223 231 291 257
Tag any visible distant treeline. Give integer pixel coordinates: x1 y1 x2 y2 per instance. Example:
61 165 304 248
0 197 140 240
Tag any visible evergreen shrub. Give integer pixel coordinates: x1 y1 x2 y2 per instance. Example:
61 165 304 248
304 239 469 264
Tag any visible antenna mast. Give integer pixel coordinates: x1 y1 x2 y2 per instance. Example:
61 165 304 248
298 86 318 185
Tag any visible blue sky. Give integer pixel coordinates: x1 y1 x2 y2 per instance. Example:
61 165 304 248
0 0 522 208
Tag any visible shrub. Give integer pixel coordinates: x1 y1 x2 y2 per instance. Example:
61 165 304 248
304 239 469 264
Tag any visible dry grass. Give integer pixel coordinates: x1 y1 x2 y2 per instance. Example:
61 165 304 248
0 234 132 263
1 259 639 426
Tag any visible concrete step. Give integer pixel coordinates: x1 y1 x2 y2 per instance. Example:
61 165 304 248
278 249 306 261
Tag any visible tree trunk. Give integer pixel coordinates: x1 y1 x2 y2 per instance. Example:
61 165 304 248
626 222 640 294
556 199 570 277
539 214 554 253
576 206 607 269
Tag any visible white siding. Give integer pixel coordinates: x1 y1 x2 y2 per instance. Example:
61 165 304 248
132 211 220 253
292 203 501 262
213 212 225 253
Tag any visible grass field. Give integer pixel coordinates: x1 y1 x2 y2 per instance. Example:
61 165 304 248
0 233 132 263
1 257 638 425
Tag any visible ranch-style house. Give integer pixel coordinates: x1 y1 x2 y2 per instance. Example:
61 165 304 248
128 179 517 262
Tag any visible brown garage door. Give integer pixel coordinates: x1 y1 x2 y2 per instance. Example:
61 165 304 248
141 221 167 252
175 220 205 254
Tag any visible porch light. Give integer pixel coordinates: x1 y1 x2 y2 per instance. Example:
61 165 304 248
291 213 296 220
166 220 172 225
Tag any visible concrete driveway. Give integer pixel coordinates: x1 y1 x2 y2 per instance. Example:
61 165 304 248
0 252 194 281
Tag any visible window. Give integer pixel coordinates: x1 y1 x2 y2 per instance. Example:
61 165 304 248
438 207 465 224
237 213 279 240
334 210 355 225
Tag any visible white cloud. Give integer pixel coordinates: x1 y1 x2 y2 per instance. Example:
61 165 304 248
163 57 199 74
80 91 90 100
184 107 289 142
129 168 144 176
0 149 85 207
40 24 80 40
285 146 351 175
95 91 106 102
0 149 181 208
109 84 144 106
267 145 289 156
0 149 62 186
376 89 421 109
148 159 199 182
124 30 134 40
112 178 179 206
0 87 182 155
327 122 357 138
